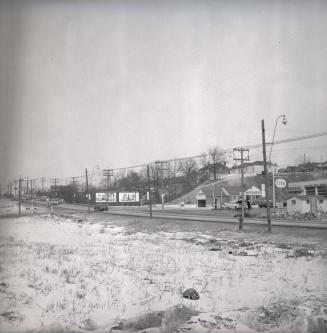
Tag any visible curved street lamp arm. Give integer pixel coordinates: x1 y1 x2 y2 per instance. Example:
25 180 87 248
268 114 286 163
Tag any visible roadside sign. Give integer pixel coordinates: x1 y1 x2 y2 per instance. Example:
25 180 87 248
96 192 116 203
276 202 284 209
275 178 287 188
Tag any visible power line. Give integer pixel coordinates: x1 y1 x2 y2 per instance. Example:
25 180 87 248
4 130 327 185
242 130 327 150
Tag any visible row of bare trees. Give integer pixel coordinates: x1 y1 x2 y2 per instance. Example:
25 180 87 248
97 146 226 203
39 146 226 204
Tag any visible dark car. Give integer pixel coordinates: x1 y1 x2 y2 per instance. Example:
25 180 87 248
258 200 274 208
94 204 108 211
49 198 64 205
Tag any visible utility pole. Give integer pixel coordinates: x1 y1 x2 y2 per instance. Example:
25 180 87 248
233 147 249 231
30 179 33 197
14 180 17 197
26 177 29 197
103 168 113 208
72 177 77 204
41 177 45 192
18 178 22 214
155 161 167 213
147 165 152 218
52 178 58 196
262 119 272 232
31 179 35 213
85 168 90 213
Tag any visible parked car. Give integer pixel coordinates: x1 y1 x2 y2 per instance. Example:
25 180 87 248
222 201 242 210
39 196 48 201
94 204 108 211
258 200 274 208
49 198 64 205
223 200 251 210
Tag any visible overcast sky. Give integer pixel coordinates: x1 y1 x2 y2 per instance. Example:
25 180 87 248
1 0 327 181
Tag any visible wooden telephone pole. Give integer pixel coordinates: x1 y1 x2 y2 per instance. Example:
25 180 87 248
53 178 58 196
18 178 22 214
41 177 45 192
71 177 78 204
147 165 152 218
103 168 113 208
85 168 90 213
155 161 167 213
233 147 249 231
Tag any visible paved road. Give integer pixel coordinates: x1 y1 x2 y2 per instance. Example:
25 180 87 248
26 201 327 229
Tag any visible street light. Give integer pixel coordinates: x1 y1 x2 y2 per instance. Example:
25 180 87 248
269 114 287 162
269 115 287 208
261 115 287 232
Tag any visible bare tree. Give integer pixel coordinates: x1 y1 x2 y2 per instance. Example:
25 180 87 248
201 146 226 181
166 161 179 200
178 158 198 189
147 164 160 203
117 171 142 191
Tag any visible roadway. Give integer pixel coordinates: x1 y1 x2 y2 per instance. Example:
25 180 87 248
25 200 327 229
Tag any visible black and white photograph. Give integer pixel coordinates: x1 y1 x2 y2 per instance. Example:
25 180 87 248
0 0 327 332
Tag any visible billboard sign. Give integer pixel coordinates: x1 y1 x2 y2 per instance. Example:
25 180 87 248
96 192 116 203
119 192 139 203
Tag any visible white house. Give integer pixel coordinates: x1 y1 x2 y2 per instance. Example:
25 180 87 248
245 185 262 202
287 195 327 215
230 161 277 175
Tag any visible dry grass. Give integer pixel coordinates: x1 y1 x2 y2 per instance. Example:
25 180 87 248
0 214 326 332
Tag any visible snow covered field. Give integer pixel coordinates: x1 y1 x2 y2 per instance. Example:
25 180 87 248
0 210 327 332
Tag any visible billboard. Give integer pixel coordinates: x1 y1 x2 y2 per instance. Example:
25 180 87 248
96 192 117 203
119 192 139 203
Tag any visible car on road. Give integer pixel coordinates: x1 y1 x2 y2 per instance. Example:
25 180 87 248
222 200 251 210
222 201 242 210
94 204 108 211
49 198 64 205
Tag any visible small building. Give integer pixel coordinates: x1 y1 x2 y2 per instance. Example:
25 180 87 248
221 185 263 203
196 190 207 207
245 185 262 202
287 195 327 215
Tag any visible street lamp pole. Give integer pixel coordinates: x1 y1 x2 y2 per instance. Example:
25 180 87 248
269 115 287 208
269 114 287 162
88 165 100 211
261 119 272 232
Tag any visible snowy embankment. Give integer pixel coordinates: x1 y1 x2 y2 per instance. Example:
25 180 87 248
0 213 326 332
